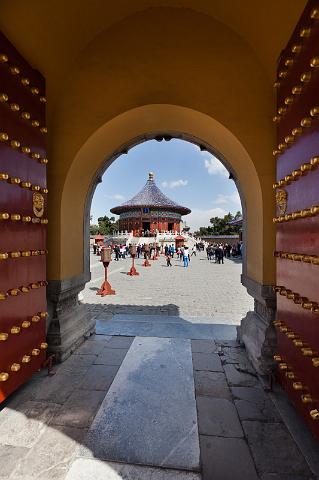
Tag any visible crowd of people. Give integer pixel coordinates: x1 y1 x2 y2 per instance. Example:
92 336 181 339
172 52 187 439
92 240 243 268
93 242 160 260
206 242 242 264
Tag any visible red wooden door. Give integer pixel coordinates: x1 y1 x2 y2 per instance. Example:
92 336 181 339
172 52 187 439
274 1 319 439
0 32 48 401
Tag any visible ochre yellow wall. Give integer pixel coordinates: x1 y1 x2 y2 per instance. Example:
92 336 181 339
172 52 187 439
44 8 276 285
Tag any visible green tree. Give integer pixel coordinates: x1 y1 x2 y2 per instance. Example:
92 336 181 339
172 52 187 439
97 216 119 235
195 212 242 236
89 224 99 235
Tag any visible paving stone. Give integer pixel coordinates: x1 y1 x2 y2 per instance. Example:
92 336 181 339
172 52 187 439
232 387 281 422
58 354 98 369
243 421 313 475
74 340 107 355
54 364 89 376
224 363 259 387
194 371 231 399
0 401 60 448
11 425 87 480
51 390 105 428
197 396 243 437
200 435 259 480
65 457 202 479
78 365 119 391
33 370 88 404
105 335 134 349
192 352 223 372
221 346 253 366
94 347 128 366
191 339 217 353
87 334 112 342
3 375 44 408
215 340 242 348
0 445 29 478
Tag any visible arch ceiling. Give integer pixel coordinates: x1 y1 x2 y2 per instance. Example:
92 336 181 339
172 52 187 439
0 0 306 84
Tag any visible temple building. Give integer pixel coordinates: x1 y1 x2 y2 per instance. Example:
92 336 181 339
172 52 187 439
110 172 191 236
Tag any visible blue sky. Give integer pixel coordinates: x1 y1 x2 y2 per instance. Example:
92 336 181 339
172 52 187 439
90 139 241 231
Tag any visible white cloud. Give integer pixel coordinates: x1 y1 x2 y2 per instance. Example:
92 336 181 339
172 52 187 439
161 179 188 189
213 192 241 207
106 194 125 201
203 156 228 177
184 207 227 231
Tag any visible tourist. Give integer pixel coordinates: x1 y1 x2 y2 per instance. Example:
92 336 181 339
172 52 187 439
136 245 141 258
191 245 196 256
216 245 224 264
183 246 189 267
93 243 97 254
114 245 120 261
166 254 172 267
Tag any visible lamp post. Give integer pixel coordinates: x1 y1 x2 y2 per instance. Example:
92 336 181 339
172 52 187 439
143 243 151 267
127 245 139 276
96 246 116 296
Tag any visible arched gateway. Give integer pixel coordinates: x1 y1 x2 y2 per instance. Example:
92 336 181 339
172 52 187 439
1 0 318 446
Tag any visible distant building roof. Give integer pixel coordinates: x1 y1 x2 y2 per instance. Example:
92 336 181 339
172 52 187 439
110 172 191 216
227 215 243 226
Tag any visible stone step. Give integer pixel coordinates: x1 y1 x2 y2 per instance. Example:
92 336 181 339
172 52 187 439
95 317 237 340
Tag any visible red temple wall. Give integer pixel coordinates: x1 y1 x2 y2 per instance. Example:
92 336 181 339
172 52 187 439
118 217 181 234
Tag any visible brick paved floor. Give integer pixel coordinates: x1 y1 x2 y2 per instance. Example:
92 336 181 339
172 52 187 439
1 332 315 479
82 250 253 323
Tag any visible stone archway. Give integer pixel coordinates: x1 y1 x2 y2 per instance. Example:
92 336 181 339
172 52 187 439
47 104 275 373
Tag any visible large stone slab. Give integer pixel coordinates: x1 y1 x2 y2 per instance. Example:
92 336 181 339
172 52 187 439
65 457 201 480
192 352 223 372
242 421 312 476
96 319 236 340
196 397 243 437
194 371 231 399
191 339 218 353
200 435 259 480
232 387 281 422
81 337 200 471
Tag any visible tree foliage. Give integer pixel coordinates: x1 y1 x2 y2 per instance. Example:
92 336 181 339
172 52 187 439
195 211 242 236
90 216 119 235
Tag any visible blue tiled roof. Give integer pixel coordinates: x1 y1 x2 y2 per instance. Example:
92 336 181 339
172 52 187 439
110 173 191 215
